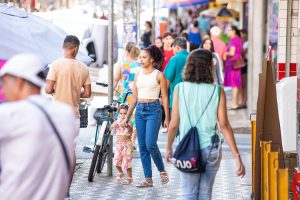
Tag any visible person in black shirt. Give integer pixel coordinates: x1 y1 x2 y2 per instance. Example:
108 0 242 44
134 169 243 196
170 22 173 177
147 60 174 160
140 21 152 48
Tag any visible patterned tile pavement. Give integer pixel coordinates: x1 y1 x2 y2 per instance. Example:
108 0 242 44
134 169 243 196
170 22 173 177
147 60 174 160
71 152 251 200
71 132 252 200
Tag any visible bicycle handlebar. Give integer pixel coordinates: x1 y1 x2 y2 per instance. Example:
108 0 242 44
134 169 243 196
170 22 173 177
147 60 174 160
96 82 108 87
95 81 132 107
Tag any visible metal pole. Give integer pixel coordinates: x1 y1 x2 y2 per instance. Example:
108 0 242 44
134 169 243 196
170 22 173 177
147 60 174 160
137 0 141 46
152 0 156 43
107 0 114 177
286 0 292 77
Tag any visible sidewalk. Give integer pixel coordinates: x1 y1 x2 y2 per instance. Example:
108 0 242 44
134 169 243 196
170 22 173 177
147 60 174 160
71 151 251 200
71 109 252 200
70 67 253 199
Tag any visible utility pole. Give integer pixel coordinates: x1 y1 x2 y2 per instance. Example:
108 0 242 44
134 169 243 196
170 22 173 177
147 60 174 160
107 0 114 177
152 0 156 43
137 0 141 46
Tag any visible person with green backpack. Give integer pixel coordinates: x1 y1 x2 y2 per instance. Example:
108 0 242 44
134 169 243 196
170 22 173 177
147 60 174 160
166 49 245 200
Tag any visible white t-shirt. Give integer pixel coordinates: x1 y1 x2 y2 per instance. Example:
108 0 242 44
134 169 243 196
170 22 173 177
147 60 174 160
0 95 77 200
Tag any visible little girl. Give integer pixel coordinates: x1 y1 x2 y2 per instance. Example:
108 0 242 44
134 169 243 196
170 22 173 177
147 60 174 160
111 104 134 185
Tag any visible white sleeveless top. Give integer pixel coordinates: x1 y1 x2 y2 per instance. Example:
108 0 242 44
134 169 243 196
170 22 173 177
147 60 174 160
136 69 160 100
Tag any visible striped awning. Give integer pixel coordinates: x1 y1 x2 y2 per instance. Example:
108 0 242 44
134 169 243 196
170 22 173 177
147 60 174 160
161 0 210 9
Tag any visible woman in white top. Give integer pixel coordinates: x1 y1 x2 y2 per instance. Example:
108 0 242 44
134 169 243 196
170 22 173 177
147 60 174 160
122 45 170 188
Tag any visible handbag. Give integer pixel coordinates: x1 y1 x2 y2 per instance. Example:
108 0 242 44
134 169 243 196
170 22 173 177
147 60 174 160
232 56 246 70
172 84 217 173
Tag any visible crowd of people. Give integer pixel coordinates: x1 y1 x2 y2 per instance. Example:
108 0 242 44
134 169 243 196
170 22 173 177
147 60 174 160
113 14 247 198
0 10 248 200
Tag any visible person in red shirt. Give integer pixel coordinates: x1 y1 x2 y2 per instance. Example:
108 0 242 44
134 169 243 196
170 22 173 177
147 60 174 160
161 32 174 72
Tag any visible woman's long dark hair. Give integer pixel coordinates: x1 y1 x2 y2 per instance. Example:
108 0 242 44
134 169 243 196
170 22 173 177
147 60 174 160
183 48 214 83
231 26 241 37
143 45 163 70
200 38 215 53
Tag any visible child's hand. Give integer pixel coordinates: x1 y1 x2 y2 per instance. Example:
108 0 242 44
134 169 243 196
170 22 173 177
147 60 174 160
112 122 119 130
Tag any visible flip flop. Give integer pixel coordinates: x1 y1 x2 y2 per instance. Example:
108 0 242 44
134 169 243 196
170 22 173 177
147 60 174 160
121 177 133 185
115 172 124 183
160 172 169 185
136 180 153 188
228 107 240 110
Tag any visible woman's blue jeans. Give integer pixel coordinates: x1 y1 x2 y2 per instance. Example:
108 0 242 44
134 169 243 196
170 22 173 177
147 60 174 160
135 101 165 178
180 145 222 200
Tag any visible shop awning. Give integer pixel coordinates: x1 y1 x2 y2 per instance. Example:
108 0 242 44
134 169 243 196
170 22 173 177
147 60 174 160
216 0 247 3
161 0 210 9
200 6 239 19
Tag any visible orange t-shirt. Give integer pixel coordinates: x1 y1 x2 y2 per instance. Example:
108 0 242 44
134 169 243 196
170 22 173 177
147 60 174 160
47 58 91 117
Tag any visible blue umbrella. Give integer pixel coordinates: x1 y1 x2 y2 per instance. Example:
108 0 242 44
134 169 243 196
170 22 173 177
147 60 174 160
0 4 92 65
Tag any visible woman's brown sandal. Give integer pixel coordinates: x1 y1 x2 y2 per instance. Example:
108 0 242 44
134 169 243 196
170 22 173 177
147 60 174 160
115 172 124 183
160 172 169 185
121 177 133 185
136 179 153 188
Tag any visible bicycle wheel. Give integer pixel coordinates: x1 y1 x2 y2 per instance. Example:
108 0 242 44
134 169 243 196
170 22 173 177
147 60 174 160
96 144 108 173
88 145 101 182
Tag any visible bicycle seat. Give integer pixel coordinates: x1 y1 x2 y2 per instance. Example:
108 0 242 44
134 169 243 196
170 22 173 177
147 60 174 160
103 105 117 113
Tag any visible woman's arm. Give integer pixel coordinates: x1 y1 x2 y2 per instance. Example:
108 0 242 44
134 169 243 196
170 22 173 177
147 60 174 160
166 85 180 162
217 88 245 177
226 46 236 57
113 62 122 90
124 76 138 124
158 72 170 128
127 121 133 134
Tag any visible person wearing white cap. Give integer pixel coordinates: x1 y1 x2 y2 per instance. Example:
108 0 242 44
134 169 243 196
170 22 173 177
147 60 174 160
210 26 226 62
0 53 77 200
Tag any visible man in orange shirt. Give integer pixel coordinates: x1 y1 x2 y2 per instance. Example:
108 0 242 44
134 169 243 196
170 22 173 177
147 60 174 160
46 35 91 198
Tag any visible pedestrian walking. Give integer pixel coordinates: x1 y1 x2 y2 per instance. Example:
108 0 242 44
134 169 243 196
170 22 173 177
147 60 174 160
140 21 152 48
0 54 77 199
196 13 211 35
188 20 203 51
161 32 175 72
45 35 91 198
200 38 224 85
113 42 141 147
122 45 170 188
223 26 244 109
112 105 134 185
114 42 141 103
210 26 227 62
166 49 245 200
155 36 163 50
180 32 190 52
164 37 189 115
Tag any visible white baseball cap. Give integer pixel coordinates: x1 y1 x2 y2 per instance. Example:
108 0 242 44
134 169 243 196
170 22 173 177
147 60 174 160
0 53 45 87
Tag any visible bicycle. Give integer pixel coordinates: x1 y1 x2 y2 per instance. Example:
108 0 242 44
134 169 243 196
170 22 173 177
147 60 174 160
84 82 132 182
